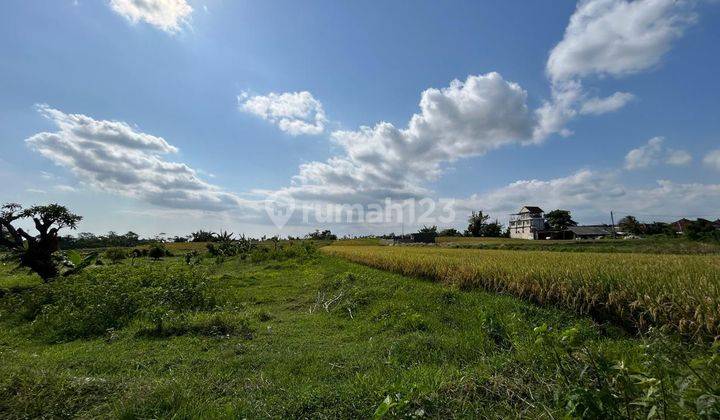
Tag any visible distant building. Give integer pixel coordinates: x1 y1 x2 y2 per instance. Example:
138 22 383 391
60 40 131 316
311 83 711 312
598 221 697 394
509 206 546 240
566 225 614 240
671 218 693 234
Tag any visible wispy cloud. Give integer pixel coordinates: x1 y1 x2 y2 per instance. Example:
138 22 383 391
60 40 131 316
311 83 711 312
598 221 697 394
704 149 720 171
624 137 692 170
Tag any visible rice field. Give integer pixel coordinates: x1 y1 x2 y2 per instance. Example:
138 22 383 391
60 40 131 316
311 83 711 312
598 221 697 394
323 245 720 340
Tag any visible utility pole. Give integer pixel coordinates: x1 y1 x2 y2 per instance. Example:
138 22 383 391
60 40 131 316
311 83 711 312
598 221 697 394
610 210 616 238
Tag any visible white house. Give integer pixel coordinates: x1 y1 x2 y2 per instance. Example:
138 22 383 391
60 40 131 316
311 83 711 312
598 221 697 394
509 206 546 240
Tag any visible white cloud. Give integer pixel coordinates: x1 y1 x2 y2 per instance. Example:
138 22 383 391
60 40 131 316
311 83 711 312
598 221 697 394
704 149 720 171
238 91 327 136
55 185 78 193
535 88 635 140
537 0 697 138
624 137 692 170
533 80 583 140
665 149 692 166
625 137 665 169
455 169 720 224
280 73 534 203
109 0 192 33
26 105 253 212
547 0 695 82
26 188 47 194
580 92 635 115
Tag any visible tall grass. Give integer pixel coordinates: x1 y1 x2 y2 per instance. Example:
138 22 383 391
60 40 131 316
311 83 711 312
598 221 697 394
323 245 720 340
435 236 720 254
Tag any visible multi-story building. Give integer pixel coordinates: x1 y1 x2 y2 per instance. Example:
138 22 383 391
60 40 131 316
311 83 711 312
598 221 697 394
509 206 546 239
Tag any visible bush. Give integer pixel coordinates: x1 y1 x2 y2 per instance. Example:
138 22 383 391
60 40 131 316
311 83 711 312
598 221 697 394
206 235 256 258
148 244 167 260
104 248 127 264
20 265 215 342
249 242 317 263
131 248 148 258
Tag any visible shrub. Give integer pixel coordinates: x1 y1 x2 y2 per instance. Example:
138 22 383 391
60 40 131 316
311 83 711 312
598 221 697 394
104 248 127 264
148 244 167 260
21 265 215 342
249 242 317 263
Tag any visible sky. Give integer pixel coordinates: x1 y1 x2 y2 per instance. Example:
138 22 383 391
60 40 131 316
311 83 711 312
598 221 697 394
1 0 719 237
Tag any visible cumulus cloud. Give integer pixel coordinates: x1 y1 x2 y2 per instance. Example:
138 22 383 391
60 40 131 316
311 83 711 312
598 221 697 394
533 80 584 139
704 150 720 171
455 169 720 224
547 0 695 82
537 0 697 138
279 73 534 203
26 105 252 212
625 137 665 170
109 0 192 33
624 137 692 170
238 91 327 136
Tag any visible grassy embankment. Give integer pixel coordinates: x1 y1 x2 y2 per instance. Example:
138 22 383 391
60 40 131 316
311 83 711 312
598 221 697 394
2 245 718 418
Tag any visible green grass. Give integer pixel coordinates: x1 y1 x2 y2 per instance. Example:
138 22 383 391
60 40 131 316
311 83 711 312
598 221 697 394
0 263 42 290
1 249 719 418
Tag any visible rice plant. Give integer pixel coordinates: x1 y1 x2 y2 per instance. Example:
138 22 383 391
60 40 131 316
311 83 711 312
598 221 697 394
323 245 720 340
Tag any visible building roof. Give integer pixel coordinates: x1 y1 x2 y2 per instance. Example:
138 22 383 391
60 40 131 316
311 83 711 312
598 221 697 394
567 225 614 236
519 206 543 214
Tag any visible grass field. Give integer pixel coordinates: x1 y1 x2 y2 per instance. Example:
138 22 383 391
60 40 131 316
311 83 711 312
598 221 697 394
323 245 720 340
1 245 719 418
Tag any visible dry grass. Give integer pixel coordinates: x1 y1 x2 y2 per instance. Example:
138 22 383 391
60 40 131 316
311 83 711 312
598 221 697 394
323 245 720 340
435 236 525 244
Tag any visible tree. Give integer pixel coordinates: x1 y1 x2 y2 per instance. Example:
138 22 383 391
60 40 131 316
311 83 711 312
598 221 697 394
438 228 462 237
618 215 643 235
307 229 337 240
467 211 489 237
644 222 674 236
412 225 438 243
191 230 216 242
0 203 82 281
483 221 503 237
545 209 577 231
686 219 718 241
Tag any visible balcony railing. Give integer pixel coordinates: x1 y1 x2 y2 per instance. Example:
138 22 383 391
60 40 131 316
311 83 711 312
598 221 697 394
509 213 543 222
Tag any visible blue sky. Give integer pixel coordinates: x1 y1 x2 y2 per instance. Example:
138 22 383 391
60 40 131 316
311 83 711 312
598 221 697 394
1 0 719 237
